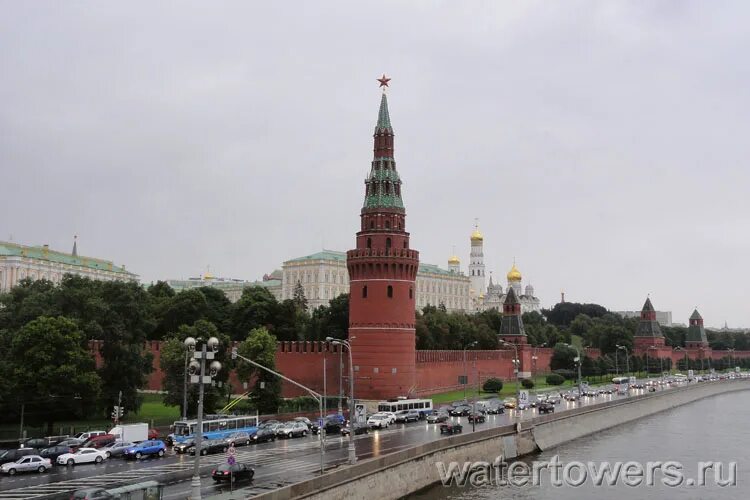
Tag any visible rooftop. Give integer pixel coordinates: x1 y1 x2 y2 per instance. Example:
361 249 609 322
0 240 136 277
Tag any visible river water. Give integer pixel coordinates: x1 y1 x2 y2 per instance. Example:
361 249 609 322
411 390 750 500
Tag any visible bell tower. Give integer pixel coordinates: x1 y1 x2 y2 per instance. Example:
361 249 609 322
347 77 420 400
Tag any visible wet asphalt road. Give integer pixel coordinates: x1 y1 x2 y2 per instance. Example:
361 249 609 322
0 388 657 499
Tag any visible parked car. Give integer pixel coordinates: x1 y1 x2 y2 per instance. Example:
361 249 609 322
250 428 276 443
74 431 107 441
484 404 504 415
101 441 134 459
188 439 227 456
0 448 36 466
395 410 420 423
375 412 397 424
503 398 517 409
294 417 314 429
40 445 76 463
426 413 449 424
71 488 114 499
82 434 116 449
56 448 107 466
148 428 160 440
324 420 344 435
467 413 485 424
367 414 390 429
449 406 471 417
212 463 254 483
341 423 369 436
0 455 52 475
225 432 252 447
56 438 84 451
439 422 463 435
20 438 53 450
538 401 555 414
276 422 308 439
122 440 167 460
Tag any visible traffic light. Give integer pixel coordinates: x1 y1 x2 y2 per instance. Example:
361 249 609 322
111 405 125 419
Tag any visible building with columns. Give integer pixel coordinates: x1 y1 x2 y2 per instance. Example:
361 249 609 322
167 270 281 302
0 238 137 292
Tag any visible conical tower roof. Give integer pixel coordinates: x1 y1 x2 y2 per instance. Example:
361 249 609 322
642 297 655 312
72 235 78 257
504 285 519 305
690 309 702 321
375 93 392 132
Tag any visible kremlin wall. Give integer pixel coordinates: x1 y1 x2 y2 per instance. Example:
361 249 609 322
92 84 750 404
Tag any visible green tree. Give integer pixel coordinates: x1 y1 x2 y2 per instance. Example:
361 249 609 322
292 281 308 311
154 289 209 339
550 343 577 371
159 320 233 416
236 327 282 414
5 316 101 433
230 287 279 340
482 378 503 393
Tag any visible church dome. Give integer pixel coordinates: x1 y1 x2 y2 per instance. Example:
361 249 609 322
507 263 522 282
470 229 483 242
448 255 460 265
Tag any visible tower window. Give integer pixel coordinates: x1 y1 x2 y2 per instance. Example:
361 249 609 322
386 238 391 249
387 285 393 298
362 285 368 298
370 220 374 229
409 288 413 299
403 241 407 249
367 238 372 249
385 220 391 229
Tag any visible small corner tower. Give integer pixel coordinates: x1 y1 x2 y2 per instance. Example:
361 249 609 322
686 309 709 348
469 221 485 296
499 286 527 344
347 76 420 400
634 297 666 349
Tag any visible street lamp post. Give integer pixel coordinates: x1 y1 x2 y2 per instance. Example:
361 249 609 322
564 344 583 398
232 347 326 474
184 336 222 500
338 347 343 414
616 345 630 377
327 337 356 465
499 340 520 414
463 342 477 401
615 349 619 376
182 350 189 421
728 348 736 372
647 346 663 388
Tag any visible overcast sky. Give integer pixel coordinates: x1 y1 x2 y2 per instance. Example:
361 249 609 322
2 1 748 327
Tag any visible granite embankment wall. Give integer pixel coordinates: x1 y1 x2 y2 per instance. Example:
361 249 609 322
248 378 750 500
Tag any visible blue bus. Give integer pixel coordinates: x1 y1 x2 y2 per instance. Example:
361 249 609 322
168 414 258 444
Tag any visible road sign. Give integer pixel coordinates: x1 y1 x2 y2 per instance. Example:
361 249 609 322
318 418 324 427
688 369 694 378
518 390 529 405
227 455 235 465
736 367 740 373
228 443 236 456
355 404 366 423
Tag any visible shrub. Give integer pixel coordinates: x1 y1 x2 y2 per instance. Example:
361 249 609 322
554 369 577 380
545 373 565 386
482 378 504 393
520 378 535 389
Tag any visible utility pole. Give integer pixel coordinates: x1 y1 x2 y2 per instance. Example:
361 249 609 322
182 350 189 421
18 403 25 445
323 357 327 415
115 390 122 426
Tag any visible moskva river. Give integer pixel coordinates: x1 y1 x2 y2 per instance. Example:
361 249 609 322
411 390 750 500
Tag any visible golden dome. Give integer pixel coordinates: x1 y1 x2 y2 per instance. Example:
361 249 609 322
470 229 483 242
507 263 522 282
202 272 215 280
448 255 460 265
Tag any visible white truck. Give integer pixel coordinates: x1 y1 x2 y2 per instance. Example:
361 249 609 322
109 423 148 443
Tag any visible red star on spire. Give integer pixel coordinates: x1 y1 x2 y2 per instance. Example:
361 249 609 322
377 74 391 88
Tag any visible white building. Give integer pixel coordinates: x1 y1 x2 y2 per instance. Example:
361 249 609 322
0 238 137 293
166 270 282 303
615 309 673 327
281 250 471 312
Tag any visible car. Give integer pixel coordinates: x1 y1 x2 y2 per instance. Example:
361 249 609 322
538 401 555 414
439 422 463 435
82 434 116 449
341 423 369 436
40 445 76 462
276 422 308 439
367 414 390 429
148 428 160 440
250 428 276 443
71 488 114 500
189 439 228 456
379 412 397 424
57 438 84 451
225 432 252 447
484 404 504 415
324 420 344 435
0 448 36 465
503 398 517 409
467 413 485 424
294 417 314 429
20 438 53 450
448 406 471 417
74 431 107 441
0 455 52 475
101 441 134 459
212 463 255 483
56 448 107 466
426 413 449 424
122 440 167 460
173 438 196 454
395 410 420 423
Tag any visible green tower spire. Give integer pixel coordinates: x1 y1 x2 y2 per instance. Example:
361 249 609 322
363 89 404 211
375 93 392 132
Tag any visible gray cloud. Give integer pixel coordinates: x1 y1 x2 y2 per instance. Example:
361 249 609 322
2 1 748 327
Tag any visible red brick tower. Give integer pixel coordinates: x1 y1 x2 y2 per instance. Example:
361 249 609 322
347 79 420 400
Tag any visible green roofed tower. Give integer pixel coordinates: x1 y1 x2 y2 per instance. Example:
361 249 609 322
686 309 709 348
363 92 404 210
634 296 666 349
